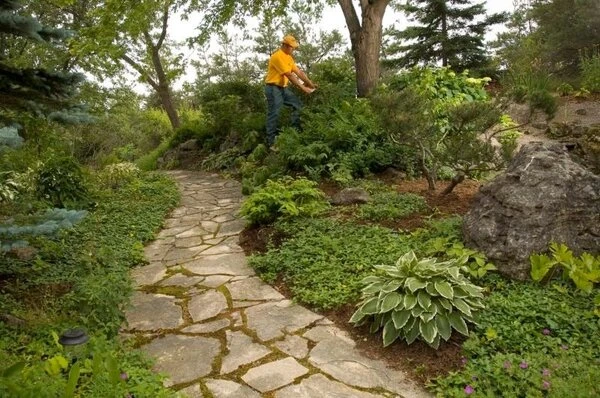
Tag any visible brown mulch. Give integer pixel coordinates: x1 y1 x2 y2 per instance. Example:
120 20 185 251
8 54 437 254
238 175 480 384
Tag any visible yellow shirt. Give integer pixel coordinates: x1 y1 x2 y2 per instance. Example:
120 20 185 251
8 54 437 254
265 49 296 87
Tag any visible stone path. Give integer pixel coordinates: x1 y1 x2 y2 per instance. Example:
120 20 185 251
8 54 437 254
123 170 431 398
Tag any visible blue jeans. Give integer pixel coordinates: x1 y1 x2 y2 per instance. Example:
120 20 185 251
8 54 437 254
265 84 302 145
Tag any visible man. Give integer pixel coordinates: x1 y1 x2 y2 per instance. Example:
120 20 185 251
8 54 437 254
264 34 316 148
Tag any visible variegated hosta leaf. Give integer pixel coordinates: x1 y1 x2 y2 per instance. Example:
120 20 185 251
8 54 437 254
419 320 438 344
448 311 469 335
362 282 385 294
405 277 428 293
382 280 403 293
404 293 418 310
392 309 411 329
405 319 420 344
383 319 401 347
420 311 436 323
417 290 431 309
361 275 384 284
434 280 454 299
359 297 379 315
349 308 367 324
411 305 425 317
380 291 403 313
426 282 438 296
436 297 453 311
436 314 452 341
453 297 473 317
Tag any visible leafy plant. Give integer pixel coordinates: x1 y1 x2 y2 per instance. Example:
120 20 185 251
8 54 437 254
556 82 574 96
36 156 89 208
530 242 600 293
98 162 141 189
240 177 330 226
425 238 497 279
0 171 21 203
350 251 485 349
357 192 427 222
580 46 600 93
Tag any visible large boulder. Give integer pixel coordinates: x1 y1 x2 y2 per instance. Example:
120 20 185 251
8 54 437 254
463 142 600 280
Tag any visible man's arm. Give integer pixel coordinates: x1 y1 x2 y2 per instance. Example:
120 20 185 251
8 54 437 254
293 67 315 89
284 71 314 94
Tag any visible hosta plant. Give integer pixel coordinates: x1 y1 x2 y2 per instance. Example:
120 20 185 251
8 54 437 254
350 251 485 349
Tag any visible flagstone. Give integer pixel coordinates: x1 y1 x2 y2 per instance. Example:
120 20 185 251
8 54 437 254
124 292 183 331
220 331 271 374
189 290 228 322
241 357 309 393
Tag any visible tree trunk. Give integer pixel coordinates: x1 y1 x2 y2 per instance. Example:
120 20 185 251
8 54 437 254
441 172 465 195
338 0 390 97
148 40 180 129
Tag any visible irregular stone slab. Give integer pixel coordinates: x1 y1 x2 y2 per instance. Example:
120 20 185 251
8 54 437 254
143 244 169 262
245 300 322 341
157 225 194 239
189 290 228 322
176 226 209 239
308 338 431 397
205 379 261 398
213 214 236 223
274 335 309 359
182 318 230 334
204 237 225 245
142 335 220 387
131 262 167 287
184 253 254 276
241 357 308 393
125 292 182 330
160 273 204 288
231 311 243 328
303 325 356 346
220 331 271 374
275 374 384 398
201 221 220 233
200 275 233 288
163 246 208 265
227 278 284 301
177 383 202 398
199 244 239 256
215 219 246 237
175 237 207 249
232 300 263 308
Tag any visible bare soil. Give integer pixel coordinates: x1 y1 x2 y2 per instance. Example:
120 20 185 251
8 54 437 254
239 176 480 384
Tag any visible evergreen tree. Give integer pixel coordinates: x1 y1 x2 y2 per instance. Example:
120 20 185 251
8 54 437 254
384 0 507 71
0 0 86 140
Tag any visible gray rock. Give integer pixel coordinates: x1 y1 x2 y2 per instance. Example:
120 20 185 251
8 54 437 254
308 338 430 397
463 142 600 280
124 292 183 330
241 357 309 393
181 318 230 334
142 334 220 386
184 253 254 276
274 335 309 359
226 277 285 301
177 383 203 398
220 331 272 374
131 262 167 287
245 300 322 341
200 275 233 288
330 187 371 205
205 379 261 398
189 290 228 322
160 273 204 288
275 374 384 398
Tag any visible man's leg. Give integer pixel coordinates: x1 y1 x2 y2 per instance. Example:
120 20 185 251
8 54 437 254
282 87 302 131
265 85 284 146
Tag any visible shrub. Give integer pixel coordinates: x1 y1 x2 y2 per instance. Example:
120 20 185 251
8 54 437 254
35 156 89 208
240 177 330 226
580 47 600 93
357 192 427 222
97 162 141 189
350 251 485 349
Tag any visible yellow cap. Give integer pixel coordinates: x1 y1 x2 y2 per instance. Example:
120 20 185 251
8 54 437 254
282 35 299 48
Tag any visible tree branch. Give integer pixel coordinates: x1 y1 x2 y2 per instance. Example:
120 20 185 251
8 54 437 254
120 53 158 90
157 1 170 49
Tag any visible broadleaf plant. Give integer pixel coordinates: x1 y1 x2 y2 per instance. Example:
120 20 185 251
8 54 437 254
350 251 485 349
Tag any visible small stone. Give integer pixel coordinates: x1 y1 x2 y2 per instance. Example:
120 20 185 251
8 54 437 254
274 335 309 359
241 357 309 393
181 318 230 334
188 290 228 322
205 379 261 398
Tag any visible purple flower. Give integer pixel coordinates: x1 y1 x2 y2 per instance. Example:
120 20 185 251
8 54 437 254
542 368 551 377
503 360 512 369
542 328 551 335
464 385 475 395
461 356 468 365
560 344 569 350
519 361 529 369
120 372 129 381
542 380 551 390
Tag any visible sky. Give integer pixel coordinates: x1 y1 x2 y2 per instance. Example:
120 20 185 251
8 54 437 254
135 0 518 93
